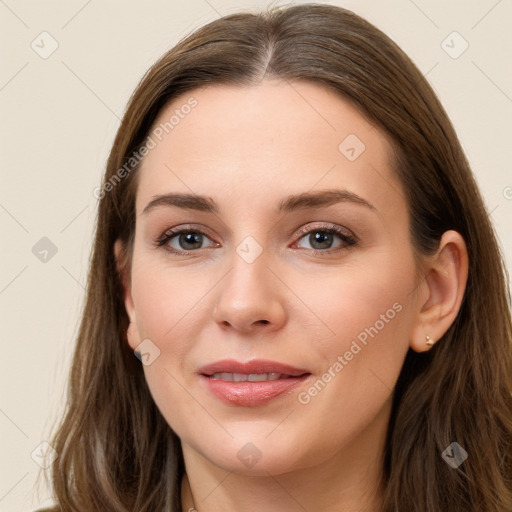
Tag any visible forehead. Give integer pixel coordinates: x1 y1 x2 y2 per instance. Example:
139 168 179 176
135 80 403 216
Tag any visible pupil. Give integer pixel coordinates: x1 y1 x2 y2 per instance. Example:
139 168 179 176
180 232 202 250
310 231 332 249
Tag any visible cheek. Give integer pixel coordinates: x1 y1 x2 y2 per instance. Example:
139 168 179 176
129 257 212 437
321 266 414 345
291 257 415 453
130 251 212 344
129 252 218 408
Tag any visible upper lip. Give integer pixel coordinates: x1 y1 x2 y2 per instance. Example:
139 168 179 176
198 359 310 377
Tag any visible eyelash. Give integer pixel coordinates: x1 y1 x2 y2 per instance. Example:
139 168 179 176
155 224 358 256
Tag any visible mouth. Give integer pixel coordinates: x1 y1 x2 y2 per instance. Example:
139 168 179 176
198 359 312 407
209 372 292 381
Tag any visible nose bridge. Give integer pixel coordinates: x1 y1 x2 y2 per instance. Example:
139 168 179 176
223 234 273 305
213 233 286 331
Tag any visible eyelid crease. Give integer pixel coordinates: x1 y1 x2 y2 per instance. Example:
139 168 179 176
293 222 357 240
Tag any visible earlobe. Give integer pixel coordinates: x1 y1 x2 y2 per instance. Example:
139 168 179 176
410 230 469 353
114 240 141 351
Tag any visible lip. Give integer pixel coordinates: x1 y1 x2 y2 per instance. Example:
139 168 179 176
198 358 312 407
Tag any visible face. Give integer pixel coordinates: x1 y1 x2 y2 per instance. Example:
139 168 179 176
120 80 424 476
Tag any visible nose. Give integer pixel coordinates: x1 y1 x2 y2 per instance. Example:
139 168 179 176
212 247 287 334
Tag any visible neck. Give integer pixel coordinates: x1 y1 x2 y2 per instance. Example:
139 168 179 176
182 463 385 512
181 398 390 512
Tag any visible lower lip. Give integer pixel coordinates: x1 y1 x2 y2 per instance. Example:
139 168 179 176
200 374 311 407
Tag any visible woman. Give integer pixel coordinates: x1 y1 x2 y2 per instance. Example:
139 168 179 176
38 3 512 511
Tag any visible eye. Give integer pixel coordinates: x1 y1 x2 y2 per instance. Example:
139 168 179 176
293 224 357 253
155 223 357 256
156 227 217 255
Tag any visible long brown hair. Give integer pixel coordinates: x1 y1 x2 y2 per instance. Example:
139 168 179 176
42 3 512 511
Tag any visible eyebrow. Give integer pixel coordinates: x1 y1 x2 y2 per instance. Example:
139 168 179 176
141 189 376 216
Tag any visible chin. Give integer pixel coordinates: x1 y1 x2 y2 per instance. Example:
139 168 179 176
188 433 316 477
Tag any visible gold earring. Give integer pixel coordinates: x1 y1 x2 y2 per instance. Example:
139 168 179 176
426 335 434 346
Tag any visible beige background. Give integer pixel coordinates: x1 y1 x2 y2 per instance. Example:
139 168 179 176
0 0 511 510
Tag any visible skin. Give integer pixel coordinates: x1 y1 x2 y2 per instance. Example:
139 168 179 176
115 80 468 512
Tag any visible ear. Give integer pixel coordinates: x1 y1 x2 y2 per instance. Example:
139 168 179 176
410 230 469 353
114 239 142 351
